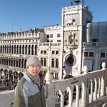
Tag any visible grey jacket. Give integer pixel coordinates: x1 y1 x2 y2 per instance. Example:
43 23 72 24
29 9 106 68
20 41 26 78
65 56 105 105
13 73 46 107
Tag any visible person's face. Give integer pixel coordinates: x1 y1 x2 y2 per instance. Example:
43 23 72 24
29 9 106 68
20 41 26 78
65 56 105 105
27 64 41 77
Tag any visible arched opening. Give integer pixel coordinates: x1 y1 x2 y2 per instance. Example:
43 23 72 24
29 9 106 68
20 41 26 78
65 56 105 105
65 54 76 66
19 72 23 80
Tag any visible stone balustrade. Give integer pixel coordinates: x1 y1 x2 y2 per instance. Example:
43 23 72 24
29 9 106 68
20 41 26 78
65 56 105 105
45 62 107 107
1 62 107 107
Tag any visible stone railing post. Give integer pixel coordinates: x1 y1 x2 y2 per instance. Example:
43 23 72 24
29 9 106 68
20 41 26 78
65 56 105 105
45 70 53 84
81 83 87 107
59 90 64 107
45 70 56 107
82 65 89 106
102 62 106 70
101 62 106 96
83 65 88 74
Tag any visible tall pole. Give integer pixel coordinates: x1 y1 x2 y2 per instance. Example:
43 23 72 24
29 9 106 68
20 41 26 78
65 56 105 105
78 5 83 74
58 8 64 80
60 8 64 79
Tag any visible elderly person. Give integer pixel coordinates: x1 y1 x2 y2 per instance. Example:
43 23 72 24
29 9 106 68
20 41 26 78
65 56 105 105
13 56 46 107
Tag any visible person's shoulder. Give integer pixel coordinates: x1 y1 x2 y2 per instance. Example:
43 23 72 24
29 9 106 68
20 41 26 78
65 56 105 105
17 77 26 87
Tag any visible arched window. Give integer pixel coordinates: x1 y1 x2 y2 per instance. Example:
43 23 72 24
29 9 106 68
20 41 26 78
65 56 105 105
51 59 54 67
56 59 59 68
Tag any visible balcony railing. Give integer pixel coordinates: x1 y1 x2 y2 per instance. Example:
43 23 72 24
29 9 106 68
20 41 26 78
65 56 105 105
45 62 107 107
1 62 107 107
83 42 107 47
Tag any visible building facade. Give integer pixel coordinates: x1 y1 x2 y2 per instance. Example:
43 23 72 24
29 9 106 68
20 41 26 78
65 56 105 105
0 2 107 88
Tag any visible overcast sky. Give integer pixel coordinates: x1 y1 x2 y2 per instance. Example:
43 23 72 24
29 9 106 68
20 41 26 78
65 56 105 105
0 0 107 32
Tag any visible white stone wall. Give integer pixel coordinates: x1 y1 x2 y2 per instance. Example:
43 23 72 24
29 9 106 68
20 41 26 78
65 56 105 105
0 90 14 107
